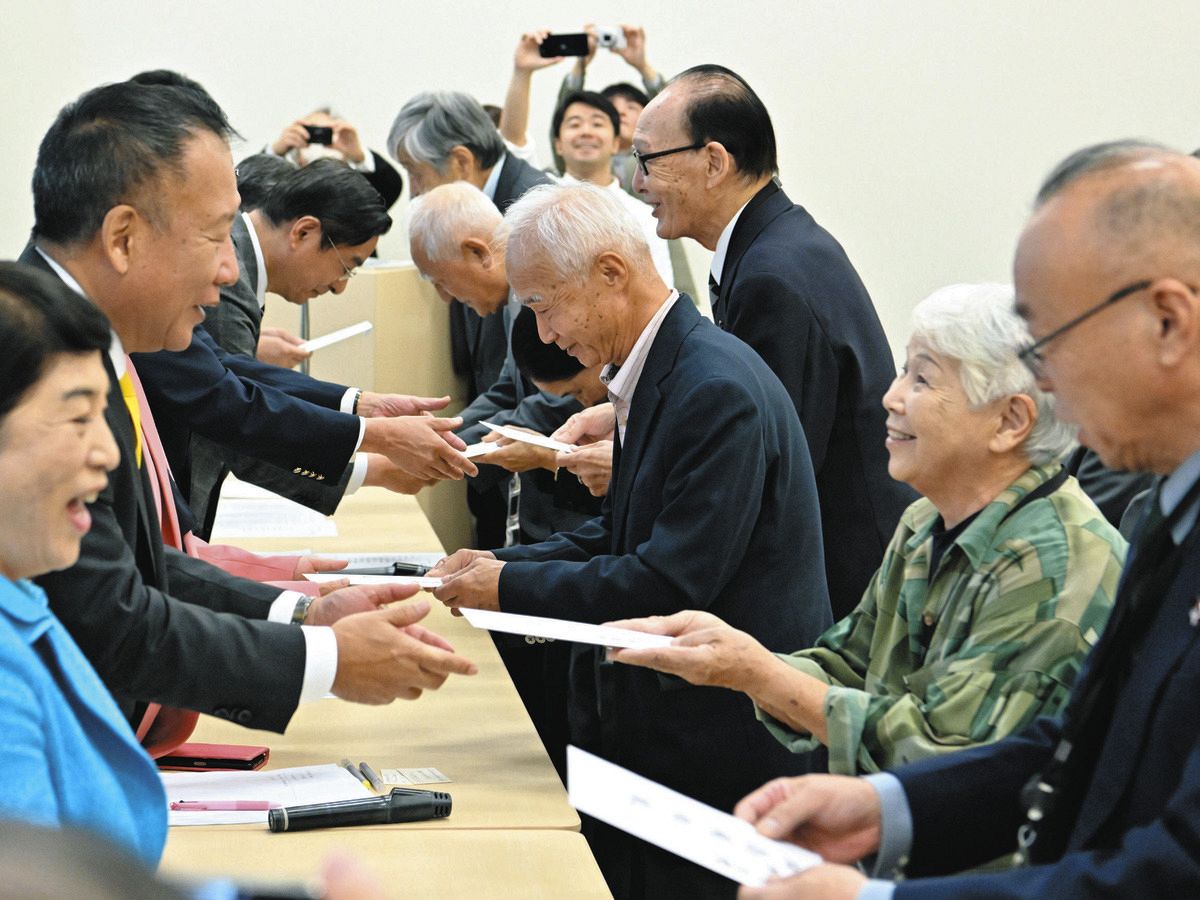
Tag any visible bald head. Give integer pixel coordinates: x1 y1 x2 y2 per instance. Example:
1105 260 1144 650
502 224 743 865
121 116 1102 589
407 182 508 316
408 181 502 262
1014 142 1200 474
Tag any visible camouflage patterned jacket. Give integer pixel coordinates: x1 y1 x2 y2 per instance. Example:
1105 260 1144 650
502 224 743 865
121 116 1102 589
759 464 1126 775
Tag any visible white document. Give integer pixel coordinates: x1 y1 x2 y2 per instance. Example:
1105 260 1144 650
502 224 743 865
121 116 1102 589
382 766 452 786
298 320 373 353
163 764 372 826
312 551 445 568
567 747 821 886
460 607 673 649
218 477 283 500
303 573 443 589
480 420 575 454
464 441 499 459
210 498 338 539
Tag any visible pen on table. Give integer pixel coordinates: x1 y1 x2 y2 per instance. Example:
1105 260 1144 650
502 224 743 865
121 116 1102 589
359 761 384 792
339 758 372 791
170 800 280 811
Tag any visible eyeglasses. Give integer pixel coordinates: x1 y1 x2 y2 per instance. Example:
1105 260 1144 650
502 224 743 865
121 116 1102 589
326 235 360 281
631 141 704 177
1016 279 1153 379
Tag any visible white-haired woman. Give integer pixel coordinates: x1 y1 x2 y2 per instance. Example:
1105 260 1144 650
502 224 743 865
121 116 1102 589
611 283 1127 776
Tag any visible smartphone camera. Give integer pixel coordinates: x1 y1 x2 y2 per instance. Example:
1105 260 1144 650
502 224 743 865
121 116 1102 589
305 125 334 145
595 27 627 50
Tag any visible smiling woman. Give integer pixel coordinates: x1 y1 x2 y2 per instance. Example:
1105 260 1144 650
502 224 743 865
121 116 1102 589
0 262 168 866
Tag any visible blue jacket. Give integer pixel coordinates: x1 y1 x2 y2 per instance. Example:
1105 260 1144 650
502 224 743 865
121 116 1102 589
0 578 166 866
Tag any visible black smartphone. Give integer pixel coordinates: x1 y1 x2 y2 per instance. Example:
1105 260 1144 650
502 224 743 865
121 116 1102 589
305 125 334 145
157 742 270 771
539 32 589 57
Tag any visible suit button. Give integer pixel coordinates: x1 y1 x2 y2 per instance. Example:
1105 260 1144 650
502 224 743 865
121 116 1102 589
524 635 536 644
235 709 252 724
293 467 302 474
923 613 935 627
214 707 231 720
317 475 325 481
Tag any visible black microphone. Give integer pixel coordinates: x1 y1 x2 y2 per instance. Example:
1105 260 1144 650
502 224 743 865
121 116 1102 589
337 562 430 576
268 788 451 832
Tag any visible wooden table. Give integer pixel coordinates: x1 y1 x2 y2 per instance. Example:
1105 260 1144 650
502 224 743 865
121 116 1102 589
162 830 609 898
160 487 608 896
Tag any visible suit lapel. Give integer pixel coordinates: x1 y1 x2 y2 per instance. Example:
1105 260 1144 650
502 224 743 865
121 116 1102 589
1070 535 1200 848
713 181 792 327
610 300 700 549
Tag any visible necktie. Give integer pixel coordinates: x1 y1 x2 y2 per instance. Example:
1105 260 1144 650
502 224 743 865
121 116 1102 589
117 370 143 468
709 274 720 311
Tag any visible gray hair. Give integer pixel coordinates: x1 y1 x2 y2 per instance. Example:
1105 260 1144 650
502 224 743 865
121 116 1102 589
910 283 1076 466
503 182 654 287
387 91 504 172
408 182 502 263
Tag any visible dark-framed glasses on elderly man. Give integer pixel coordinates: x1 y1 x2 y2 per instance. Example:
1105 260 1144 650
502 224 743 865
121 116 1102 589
1016 279 1153 379
631 142 705 177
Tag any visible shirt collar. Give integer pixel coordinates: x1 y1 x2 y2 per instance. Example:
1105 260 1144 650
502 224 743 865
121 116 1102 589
709 199 752 286
35 247 126 376
1160 447 1200 544
241 212 268 309
601 290 679 404
481 153 507 201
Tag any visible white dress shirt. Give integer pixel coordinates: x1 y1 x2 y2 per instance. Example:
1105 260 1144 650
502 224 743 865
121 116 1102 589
601 290 680 444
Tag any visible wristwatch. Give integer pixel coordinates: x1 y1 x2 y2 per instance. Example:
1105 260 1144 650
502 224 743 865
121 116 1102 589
291 594 316 625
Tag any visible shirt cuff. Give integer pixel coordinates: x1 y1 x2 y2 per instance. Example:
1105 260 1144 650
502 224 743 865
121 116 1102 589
349 152 377 173
298 625 338 702
863 773 912 879
857 880 897 900
267 590 305 623
345 453 369 494
340 387 360 413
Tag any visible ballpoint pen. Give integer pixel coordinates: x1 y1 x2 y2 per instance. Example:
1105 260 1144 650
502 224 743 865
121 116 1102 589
359 761 384 792
170 800 280 811
339 758 372 790
339 562 430 576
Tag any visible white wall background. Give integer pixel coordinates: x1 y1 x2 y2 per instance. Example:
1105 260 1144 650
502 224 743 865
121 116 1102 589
2 0 1198 355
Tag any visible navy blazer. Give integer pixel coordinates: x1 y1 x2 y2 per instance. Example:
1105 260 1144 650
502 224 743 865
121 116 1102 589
496 298 833 809
714 181 915 619
130 316 358 496
888 515 1200 896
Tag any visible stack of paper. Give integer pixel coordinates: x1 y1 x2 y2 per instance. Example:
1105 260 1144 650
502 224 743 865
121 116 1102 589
163 764 372 826
210 497 338 539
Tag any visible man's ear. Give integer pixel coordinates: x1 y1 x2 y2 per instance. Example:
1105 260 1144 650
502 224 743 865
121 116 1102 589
990 393 1037 455
704 142 735 189
448 145 479 183
595 250 630 288
462 236 494 267
1150 278 1200 369
98 205 139 275
289 215 323 250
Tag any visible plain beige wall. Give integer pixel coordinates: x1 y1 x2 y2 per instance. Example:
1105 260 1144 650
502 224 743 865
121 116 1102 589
3 1 1198 354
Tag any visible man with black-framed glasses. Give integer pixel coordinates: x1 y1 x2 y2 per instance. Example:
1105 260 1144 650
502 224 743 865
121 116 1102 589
631 64 913 621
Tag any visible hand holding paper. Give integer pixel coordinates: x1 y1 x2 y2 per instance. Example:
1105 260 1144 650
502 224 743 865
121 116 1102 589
567 747 821 887
606 609 778 692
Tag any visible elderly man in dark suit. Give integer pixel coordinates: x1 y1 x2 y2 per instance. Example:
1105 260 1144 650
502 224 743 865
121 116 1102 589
625 65 914 620
27 81 476 746
388 90 553 548
430 182 833 898
728 141 1200 899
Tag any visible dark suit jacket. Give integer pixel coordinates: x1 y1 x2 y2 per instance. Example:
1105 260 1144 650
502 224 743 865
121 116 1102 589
131 309 360 530
495 298 833 810
889 513 1200 897
364 150 404 210
714 181 915 620
21 250 308 734
186 214 354 535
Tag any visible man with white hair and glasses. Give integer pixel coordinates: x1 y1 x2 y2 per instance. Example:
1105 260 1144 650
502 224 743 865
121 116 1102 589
429 181 832 898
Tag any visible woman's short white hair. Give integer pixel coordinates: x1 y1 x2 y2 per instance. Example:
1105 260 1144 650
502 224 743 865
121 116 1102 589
910 283 1076 466
407 182 502 263
503 182 653 286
